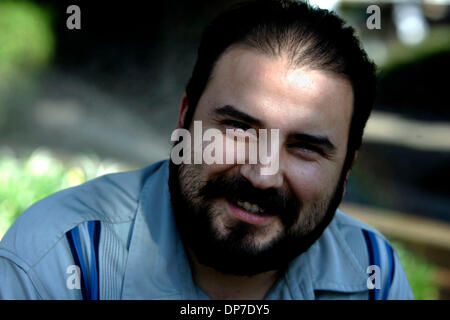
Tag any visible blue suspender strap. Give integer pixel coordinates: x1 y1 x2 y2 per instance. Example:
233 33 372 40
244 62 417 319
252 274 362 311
66 221 101 300
66 226 89 299
362 229 381 300
87 220 101 300
382 240 395 300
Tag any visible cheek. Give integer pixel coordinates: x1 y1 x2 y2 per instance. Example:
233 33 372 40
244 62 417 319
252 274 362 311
286 160 340 203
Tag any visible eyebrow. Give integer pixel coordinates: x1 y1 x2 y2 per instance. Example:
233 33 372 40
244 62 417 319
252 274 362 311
214 105 263 127
214 105 337 155
289 133 337 155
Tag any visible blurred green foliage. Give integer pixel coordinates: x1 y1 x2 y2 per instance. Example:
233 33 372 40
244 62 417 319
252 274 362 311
0 0 55 125
391 240 440 300
382 26 450 72
0 0 54 75
0 148 124 238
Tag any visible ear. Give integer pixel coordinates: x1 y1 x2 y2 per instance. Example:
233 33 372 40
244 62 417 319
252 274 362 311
342 150 358 198
177 93 189 129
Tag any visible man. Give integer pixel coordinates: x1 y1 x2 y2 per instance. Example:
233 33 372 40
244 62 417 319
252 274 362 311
0 0 413 299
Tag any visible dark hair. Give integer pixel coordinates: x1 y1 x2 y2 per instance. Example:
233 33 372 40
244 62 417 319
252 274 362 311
185 0 377 171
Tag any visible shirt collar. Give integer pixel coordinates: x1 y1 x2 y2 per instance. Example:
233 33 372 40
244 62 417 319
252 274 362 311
121 160 198 299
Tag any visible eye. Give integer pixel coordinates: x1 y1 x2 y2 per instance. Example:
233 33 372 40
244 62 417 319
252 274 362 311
288 142 322 155
222 120 252 131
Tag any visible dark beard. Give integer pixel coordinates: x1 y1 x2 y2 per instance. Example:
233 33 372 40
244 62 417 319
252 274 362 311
168 161 346 276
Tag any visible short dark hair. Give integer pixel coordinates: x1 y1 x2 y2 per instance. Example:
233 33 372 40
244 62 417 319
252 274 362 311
185 0 377 171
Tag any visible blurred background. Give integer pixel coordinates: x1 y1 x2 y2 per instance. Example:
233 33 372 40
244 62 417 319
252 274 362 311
0 0 449 299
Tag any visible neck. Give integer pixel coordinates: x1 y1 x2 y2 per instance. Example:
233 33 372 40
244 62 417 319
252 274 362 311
187 248 281 300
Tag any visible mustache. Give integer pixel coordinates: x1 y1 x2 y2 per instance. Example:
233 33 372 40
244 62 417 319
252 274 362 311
198 173 300 226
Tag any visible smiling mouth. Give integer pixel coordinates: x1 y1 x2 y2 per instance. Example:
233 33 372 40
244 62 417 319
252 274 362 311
225 198 275 225
236 199 266 214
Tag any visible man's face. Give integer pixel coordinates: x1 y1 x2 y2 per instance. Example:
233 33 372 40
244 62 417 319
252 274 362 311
171 46 354 275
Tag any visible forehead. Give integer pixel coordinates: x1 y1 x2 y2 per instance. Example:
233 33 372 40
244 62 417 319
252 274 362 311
197 46 354 146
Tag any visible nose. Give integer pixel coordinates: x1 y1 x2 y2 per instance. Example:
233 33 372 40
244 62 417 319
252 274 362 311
239 162 284 190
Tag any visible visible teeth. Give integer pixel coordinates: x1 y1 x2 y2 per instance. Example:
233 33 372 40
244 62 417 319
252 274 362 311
236 200 263 214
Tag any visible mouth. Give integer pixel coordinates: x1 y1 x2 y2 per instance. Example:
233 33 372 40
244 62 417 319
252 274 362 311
225 198 275 226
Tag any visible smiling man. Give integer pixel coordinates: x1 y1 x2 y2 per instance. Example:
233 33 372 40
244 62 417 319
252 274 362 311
0 0 413 299
171 47 354 297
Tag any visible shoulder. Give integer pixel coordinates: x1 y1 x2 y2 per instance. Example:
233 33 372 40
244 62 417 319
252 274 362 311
290 208 413 299
330 208 394 270
0 160 168 268
333 208 385 237
328 209 414 299
331 209 396 278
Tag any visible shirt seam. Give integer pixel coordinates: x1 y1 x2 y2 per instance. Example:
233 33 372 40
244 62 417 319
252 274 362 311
0 253 44 299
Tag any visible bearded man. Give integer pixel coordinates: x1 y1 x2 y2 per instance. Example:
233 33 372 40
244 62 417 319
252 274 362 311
0 0 413 300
